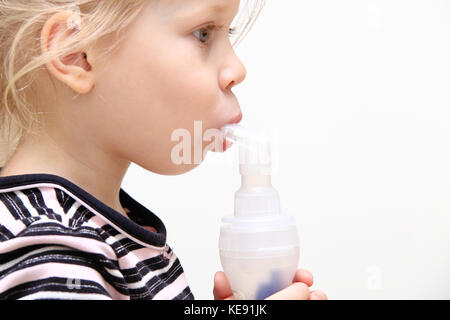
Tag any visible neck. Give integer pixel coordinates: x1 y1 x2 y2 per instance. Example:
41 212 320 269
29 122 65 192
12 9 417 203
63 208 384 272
0 131 131 217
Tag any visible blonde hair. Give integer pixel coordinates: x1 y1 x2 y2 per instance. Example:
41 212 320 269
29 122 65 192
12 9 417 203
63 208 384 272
0 0 266 167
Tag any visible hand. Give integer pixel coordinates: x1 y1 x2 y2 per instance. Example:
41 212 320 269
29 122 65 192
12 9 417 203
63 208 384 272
213 269 328 300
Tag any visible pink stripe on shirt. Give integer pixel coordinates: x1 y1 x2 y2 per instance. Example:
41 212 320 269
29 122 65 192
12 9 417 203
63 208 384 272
0 262 129 300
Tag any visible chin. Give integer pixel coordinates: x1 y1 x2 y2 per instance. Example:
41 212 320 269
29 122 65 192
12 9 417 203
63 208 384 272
147 163 202 176
136 146 214 176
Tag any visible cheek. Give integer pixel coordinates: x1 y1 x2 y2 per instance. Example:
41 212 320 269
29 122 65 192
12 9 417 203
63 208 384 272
146 57 219 120
135 43 222 139
94 38 221 173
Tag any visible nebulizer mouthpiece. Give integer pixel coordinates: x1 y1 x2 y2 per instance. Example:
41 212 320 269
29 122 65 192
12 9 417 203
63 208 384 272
221 124 281 217
219 124 300 300
221 124 272 175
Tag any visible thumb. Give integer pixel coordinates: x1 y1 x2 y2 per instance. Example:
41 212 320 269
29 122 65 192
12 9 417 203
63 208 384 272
213 271 234 300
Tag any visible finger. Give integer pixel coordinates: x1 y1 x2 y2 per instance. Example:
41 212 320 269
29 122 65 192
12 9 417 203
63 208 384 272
213 271 234 300
309 290 328 300
265 282 310 300
293 269 314 287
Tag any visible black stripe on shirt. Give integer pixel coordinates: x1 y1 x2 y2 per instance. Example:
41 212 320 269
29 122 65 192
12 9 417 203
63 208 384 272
110 238 146 258
21 188 50 216
128 258 185 299
120 255 171 283
173 285 195 300
0 224 15 241
0 245 121 275
54 189 69 213
69 207 95 229
17 222 104 242
0 244 49 264
0 277 112 300
98 224 121 238
121 252 172 274
0 192 31 221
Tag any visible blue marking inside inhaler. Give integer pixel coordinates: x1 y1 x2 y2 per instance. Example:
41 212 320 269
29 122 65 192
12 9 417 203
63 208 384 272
255 270 284 300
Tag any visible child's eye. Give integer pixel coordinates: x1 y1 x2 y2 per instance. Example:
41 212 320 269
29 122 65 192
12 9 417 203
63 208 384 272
192 24 236 47
193 25 215 45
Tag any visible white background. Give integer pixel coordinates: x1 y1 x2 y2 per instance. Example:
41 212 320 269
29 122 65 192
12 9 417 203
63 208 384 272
123 0 450 299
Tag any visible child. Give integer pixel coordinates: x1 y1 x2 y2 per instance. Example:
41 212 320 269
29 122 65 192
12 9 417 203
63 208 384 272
0 0 327 300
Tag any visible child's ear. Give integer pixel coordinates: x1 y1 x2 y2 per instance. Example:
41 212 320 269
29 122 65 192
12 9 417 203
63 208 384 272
40 11 95 94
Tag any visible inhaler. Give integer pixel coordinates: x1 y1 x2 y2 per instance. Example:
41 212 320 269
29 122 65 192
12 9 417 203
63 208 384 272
219 124 300 300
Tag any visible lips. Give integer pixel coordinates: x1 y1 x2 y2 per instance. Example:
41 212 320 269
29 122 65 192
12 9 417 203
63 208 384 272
222 135 233 152
220 113 242 152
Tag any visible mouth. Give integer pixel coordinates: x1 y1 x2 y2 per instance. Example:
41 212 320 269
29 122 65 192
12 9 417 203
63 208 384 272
220 113 242 151
222 135 233 152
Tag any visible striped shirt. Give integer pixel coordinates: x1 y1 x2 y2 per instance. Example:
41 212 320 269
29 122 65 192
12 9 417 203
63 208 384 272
0 172 194 300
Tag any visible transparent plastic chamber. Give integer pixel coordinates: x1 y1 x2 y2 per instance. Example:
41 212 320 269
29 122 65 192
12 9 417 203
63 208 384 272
218 124 300 300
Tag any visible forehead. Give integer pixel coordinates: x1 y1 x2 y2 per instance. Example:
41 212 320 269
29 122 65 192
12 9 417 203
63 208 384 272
154 0 236 19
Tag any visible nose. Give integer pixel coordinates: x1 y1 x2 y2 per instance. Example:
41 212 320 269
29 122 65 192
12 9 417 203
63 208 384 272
219 49 247 91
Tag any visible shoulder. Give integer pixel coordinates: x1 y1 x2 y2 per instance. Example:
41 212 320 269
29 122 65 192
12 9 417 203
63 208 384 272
0 186 118 263
0 186 102 238
0 187 125 299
